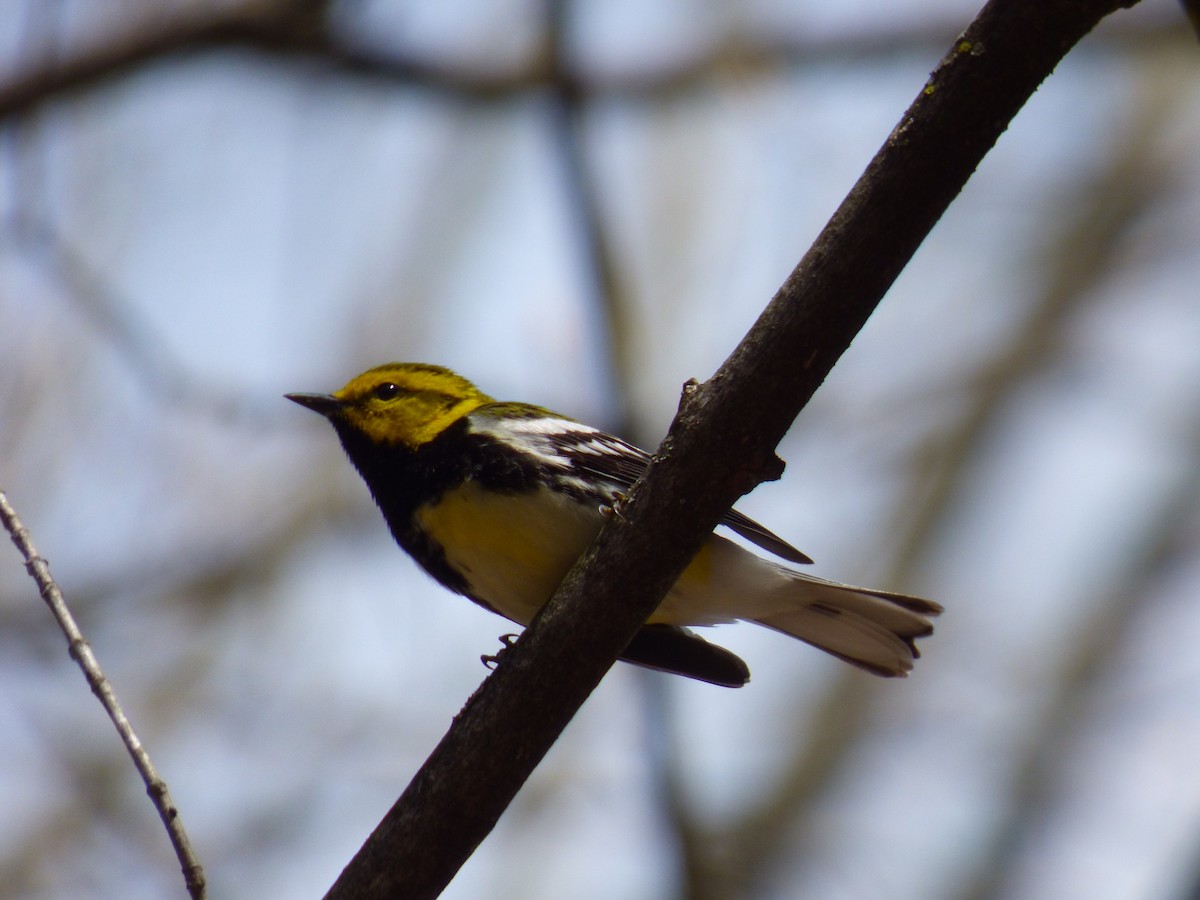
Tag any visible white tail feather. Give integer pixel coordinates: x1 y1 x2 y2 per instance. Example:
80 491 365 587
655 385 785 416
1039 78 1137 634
657 536 941 677
754 576 940 677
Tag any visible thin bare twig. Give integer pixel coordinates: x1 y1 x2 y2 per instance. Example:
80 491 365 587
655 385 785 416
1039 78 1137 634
0 489 207 900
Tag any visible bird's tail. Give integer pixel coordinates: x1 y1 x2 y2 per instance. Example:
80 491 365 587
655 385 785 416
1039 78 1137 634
752 575 942 677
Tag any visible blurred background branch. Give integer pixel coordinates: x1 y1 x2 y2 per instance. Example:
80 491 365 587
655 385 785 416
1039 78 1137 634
1 1 1197 898
0 0 1185 123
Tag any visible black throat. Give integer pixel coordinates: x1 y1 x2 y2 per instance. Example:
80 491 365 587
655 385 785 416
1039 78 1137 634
330 416 543 598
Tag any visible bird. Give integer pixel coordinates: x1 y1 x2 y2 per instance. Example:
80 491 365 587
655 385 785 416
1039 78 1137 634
286 363 941 687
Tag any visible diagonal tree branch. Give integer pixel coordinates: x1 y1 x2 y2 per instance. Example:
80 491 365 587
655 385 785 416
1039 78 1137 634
323 1 1143 897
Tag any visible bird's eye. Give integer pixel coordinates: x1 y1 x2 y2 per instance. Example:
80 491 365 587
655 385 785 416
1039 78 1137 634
372 382 401 401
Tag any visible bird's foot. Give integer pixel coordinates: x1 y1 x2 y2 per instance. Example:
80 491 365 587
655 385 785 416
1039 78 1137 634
600 492 628 521
481 633 520 669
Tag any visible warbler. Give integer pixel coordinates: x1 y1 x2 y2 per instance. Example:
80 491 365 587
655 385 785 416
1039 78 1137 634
286 363 941 687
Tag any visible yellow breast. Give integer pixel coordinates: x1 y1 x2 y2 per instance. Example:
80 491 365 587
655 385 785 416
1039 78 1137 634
413 481 604 625
413 479 771 630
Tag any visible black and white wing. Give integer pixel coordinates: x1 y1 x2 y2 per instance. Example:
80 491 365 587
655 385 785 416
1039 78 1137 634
545 423 813 566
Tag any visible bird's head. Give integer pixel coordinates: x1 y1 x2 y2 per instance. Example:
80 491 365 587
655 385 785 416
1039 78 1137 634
286 363 493 449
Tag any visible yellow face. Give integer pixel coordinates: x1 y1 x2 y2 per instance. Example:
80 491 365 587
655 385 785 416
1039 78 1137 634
331 363 493 449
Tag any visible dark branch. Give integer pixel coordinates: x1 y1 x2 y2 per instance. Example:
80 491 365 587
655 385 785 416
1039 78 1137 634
322 1 1142 897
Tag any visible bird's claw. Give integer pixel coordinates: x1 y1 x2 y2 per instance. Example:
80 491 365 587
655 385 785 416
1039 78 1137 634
600 492 628 521
481 633 520 669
